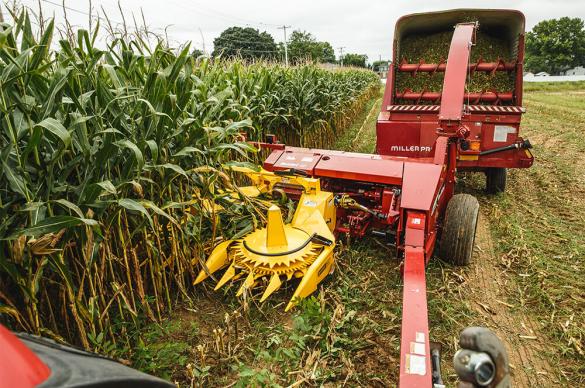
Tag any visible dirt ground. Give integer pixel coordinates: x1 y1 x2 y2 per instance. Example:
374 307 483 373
130 85 584 387
468 213 556 386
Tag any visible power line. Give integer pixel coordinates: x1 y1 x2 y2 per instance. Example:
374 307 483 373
188 0 280 28
36 0 124 26
164 0 280 30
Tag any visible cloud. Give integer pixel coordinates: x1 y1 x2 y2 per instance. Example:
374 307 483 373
15 0 585 62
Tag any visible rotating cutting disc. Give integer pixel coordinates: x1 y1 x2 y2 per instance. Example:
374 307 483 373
216 206 325 299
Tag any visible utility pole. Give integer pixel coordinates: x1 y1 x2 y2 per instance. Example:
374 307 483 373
278 25 291 66
338 46 345 67
199 28 206 56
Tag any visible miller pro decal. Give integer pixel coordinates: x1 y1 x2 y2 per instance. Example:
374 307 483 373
391 145 432 152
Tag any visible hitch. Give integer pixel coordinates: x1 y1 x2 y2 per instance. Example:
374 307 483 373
274 168 310 177
454 327 510 388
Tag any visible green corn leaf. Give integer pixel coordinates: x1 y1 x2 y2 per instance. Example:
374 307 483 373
160 163 188 178
40 68 70 118
53 199 85 218
137 98 172 120
1 47 32 84
36 118 71 148
102 64 122 89
29 19 53 71
0 25 13 49
118 198 153 227
146 140 158 163
141 200 180 229
100 128 124 135
2 161 30 200
115 139 144 170
20 202 47 225
224 161 261 171
173 146 203 157
20 216 97 237
96 180 118 196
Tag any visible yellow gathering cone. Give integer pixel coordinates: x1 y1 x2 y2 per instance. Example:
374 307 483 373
214 264 236 290
194 240 232 285
266 205 287 247
236 271 256 296
260 274 282 302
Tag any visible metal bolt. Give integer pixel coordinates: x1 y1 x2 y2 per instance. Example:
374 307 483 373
460 354 470 364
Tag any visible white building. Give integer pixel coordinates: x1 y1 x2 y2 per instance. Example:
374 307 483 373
377 62 390 78
562 66 585 76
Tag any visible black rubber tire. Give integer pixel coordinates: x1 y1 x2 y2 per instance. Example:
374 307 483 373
485 168 507 194
438 194 479 266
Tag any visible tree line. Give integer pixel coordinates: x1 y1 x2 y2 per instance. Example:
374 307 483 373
195 16 585 74
194 26 368 67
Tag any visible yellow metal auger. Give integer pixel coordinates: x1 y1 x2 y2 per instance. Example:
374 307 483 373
194 167 336 311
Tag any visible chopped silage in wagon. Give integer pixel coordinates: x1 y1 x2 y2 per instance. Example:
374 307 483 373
395 30 516 102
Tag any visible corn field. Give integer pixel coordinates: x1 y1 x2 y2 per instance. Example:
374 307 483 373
0 10 379 351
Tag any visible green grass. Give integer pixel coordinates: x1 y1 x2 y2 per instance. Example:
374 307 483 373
481 86 585 382
523 80 585 92
331 86 382 153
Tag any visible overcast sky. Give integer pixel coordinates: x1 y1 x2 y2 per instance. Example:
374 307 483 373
10 0 585 62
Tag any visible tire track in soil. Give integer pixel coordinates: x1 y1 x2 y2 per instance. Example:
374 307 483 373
468 212 557 387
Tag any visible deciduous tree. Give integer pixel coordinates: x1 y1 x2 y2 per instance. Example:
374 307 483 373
342 53 368 68
213 27 277 60
287 30 336 64
526 17 585 74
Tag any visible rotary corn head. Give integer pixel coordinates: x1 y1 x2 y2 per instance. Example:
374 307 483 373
194 168 336 311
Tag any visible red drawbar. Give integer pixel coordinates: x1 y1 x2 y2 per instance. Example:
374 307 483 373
0 324 51 388
399 246 432 387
